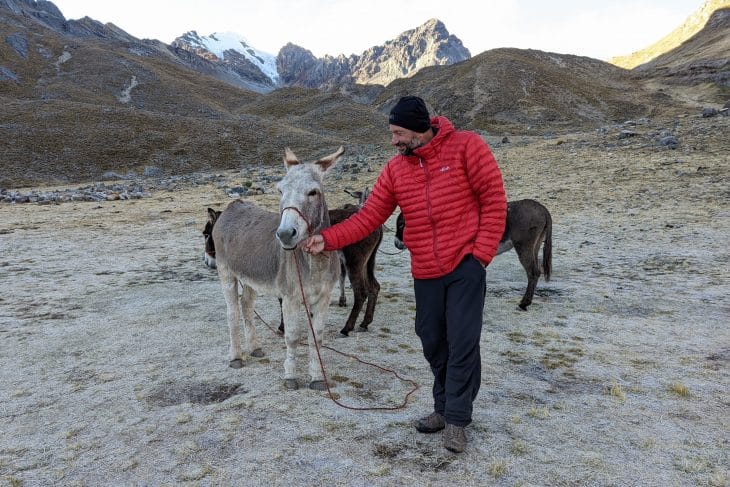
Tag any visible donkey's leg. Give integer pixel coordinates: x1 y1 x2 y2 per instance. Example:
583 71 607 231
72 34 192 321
514 240 541 310
281 297 300 390
307 290 331 390
361 275 380 331
340 265 367 336
360 250 381 331
277 297 284 335
240 285 263 358
338 260 347 307
218 267 244 368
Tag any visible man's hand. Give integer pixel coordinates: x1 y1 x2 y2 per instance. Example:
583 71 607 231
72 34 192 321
300 235 325 254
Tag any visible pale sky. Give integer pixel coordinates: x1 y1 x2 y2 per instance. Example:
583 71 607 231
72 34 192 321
51 0 704 60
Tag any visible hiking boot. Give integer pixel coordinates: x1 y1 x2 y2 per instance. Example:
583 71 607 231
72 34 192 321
443 424 467 453
415 412 445 433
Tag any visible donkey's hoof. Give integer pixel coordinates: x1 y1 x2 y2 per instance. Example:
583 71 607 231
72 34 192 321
229 359 244 369
250 348 264 358
309 380 327 391
338 298 347 307
284 379 299 390
337 331 350 338
518 303 528 311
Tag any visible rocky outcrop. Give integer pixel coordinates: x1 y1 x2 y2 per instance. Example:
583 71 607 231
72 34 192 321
0 0 66 31
350 19 470 85
276 44 354 87
276 19 470 89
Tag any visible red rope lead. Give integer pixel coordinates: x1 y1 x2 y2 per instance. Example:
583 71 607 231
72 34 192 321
292 251 419 411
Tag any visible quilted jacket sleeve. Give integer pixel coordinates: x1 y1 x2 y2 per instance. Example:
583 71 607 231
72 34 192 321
320 163 398 251
463 134 507 265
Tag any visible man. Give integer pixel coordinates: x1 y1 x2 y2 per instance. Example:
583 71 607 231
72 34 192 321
301 96 506 453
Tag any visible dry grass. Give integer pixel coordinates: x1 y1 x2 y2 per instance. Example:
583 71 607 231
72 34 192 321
669 382 691 398
606 381 627 402
488 458 509 478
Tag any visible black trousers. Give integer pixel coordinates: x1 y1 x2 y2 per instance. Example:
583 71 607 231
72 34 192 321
414 254 486 427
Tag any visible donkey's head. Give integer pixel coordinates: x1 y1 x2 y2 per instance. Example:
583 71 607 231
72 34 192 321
202 208 221 268
275 146 344 250
394 211 407 250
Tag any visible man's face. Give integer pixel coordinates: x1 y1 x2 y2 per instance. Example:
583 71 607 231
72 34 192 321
389 125 423 156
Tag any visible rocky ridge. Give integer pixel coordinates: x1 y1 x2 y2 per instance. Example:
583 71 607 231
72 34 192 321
275 19 471 89
173 18 470 92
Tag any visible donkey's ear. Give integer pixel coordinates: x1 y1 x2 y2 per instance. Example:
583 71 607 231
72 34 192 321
343 188 359 199
315 146 345 173
207 208 219 223
283 147 299 169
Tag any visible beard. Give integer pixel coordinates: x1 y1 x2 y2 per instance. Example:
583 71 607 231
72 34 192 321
396 135 423 156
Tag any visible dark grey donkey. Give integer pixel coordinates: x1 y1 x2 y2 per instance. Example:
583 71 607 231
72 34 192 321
212 147 343 390
394 199 552 310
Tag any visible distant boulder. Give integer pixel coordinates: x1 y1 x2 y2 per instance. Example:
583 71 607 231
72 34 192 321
658 135 679 149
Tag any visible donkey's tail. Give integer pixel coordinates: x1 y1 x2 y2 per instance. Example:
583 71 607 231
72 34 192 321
542 212 552 282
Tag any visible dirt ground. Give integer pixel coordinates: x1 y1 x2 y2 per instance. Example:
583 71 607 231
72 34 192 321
0 115 728 486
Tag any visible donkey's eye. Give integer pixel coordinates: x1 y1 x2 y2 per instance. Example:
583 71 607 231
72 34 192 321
308 189 319 197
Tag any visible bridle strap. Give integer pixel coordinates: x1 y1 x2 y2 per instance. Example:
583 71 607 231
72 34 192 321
281 206 314 236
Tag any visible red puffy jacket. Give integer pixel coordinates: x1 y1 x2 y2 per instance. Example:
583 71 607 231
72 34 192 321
321 116 507 279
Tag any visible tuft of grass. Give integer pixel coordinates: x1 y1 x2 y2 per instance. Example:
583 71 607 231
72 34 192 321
5 477 23 487
368 465 392 477
510 440 529 455
605 381 626 402
709 468 728 487
676 456 710 474
297 434 323 442
506 331 527 343
175 413 192 424
527 405 551 419
501 350 527 364
65 427 83 439
178 464 213 481
488 458 508 478
639 438 657 450
669 382 690 397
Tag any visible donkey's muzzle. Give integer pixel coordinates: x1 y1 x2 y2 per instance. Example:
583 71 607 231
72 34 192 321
276 227 298 250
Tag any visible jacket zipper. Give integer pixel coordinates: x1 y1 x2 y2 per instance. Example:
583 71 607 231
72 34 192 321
420 158 445 274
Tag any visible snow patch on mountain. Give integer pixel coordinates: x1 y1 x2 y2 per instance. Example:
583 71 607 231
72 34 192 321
195 31 279 82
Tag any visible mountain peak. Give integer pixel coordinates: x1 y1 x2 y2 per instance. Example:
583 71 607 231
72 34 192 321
418 18 446 31
349 18 470 85
171 30 279 85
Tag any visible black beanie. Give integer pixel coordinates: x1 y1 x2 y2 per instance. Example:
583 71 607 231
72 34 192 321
388 96 431 133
